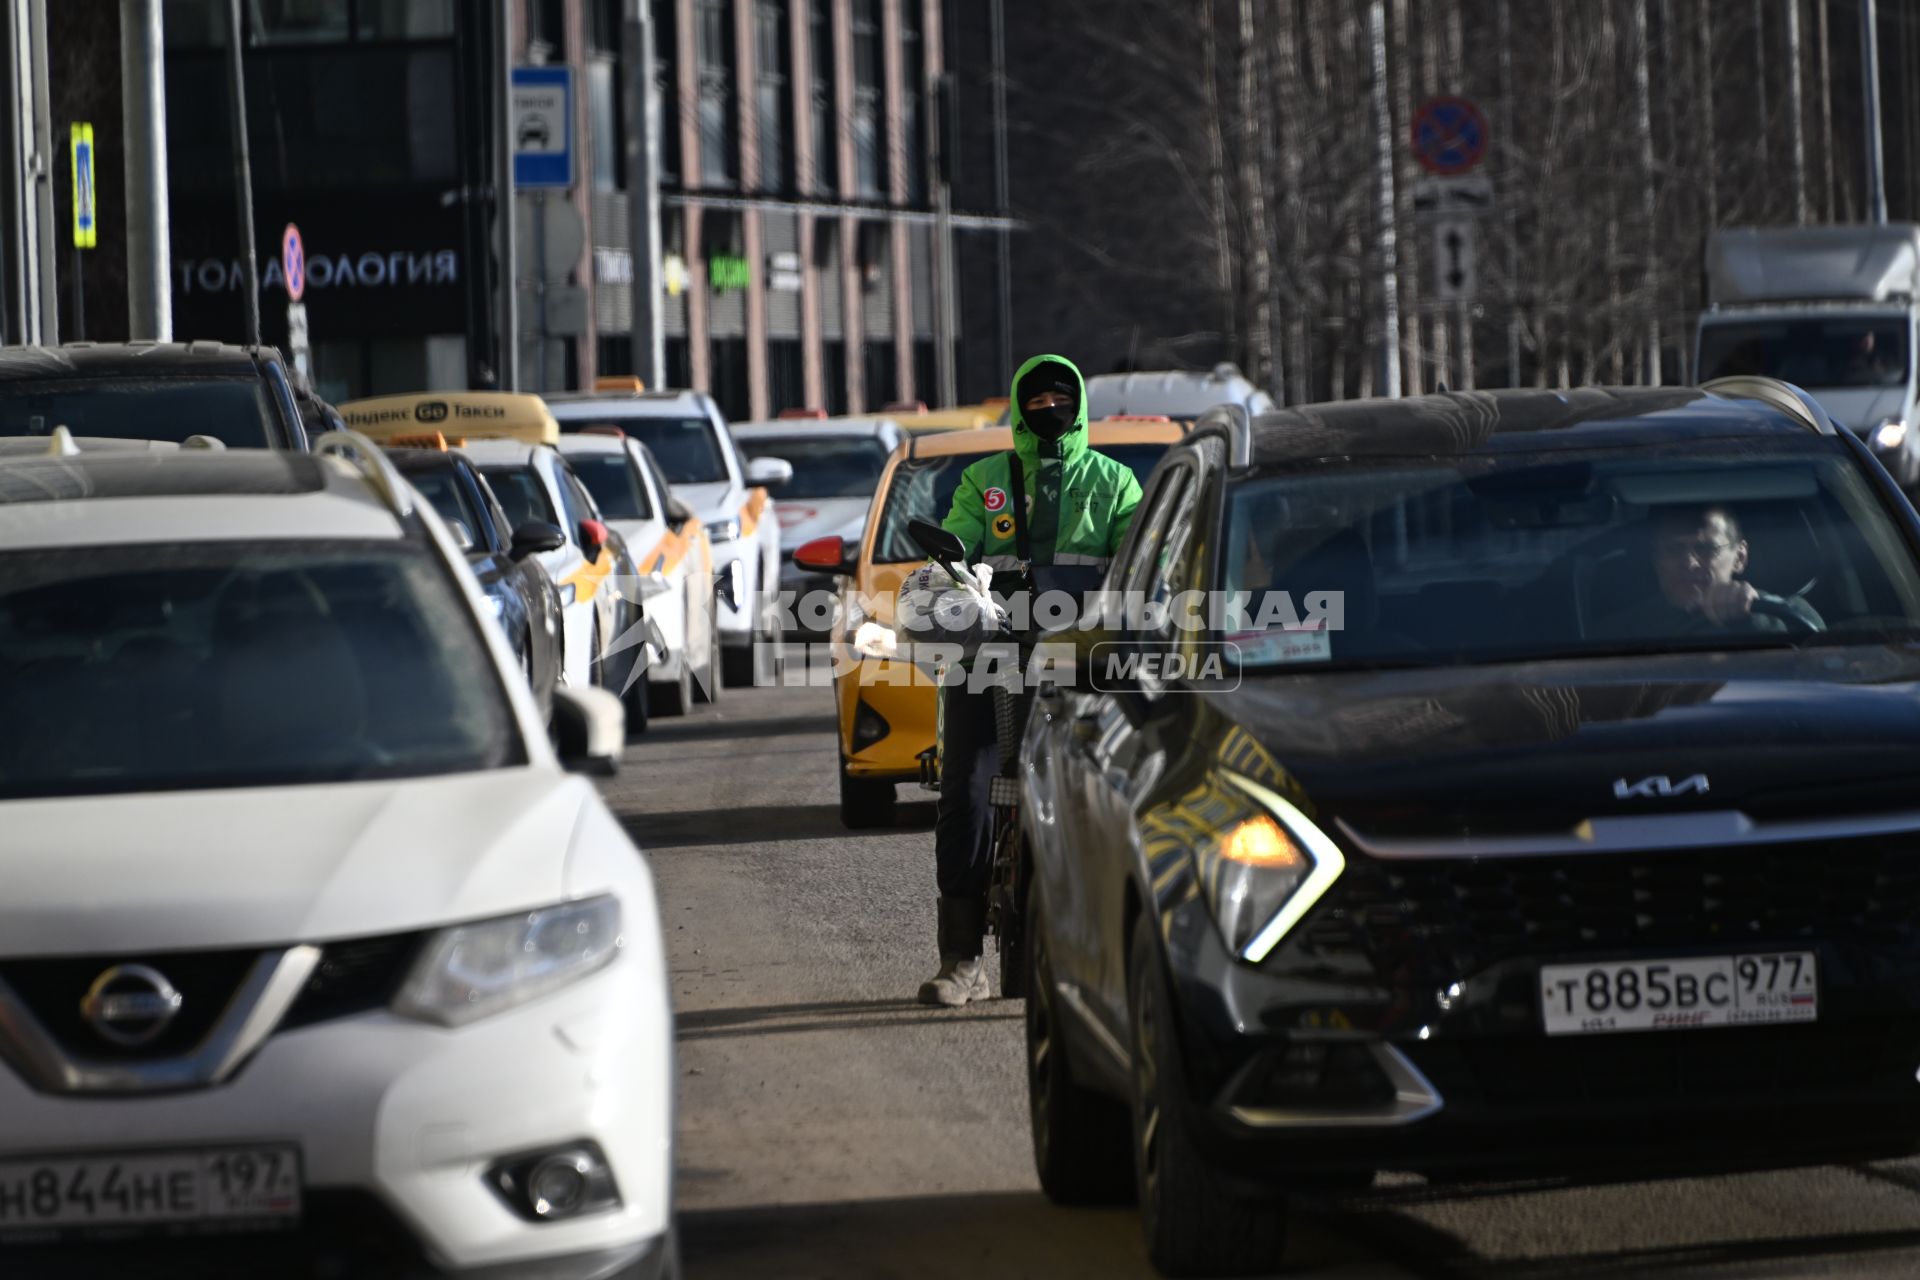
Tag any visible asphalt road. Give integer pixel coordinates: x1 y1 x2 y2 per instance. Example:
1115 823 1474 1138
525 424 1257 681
608 681 1920 1280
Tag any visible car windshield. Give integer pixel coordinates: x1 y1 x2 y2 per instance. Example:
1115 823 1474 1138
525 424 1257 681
570 452 653 520
403 467 484 546
565 417 729 485
0 541 521 799
1217 441 1920 673
479 464 558 530
0 376 280 447
1697 317 1912 389
740 435 890 499
873 443 1170 563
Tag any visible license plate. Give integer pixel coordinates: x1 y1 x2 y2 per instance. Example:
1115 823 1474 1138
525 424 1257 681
0 1145 300 1240
1540 951 1818 1036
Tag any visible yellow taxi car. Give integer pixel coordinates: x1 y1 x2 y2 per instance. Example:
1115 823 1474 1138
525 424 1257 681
338 391 642 704
794 418 1185 828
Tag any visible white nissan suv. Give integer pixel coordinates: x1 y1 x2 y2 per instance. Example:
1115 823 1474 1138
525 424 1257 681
0 434 673 1278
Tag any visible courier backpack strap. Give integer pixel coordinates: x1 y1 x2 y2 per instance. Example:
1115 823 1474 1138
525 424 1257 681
1003 450 1032 563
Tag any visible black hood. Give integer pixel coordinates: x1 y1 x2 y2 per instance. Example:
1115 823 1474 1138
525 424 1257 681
1213 647 1920 840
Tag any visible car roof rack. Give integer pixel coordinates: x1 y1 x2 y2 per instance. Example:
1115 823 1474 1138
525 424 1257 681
1700 376 1837 435
1194 401 1253 468
313 428 415 519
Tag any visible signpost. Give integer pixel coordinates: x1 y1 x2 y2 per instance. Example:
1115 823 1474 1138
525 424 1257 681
70 123 95 339
511 68 576 390
283 223 310 380
1409 96 1492 382
511 67 574 190
1410 96 1488 176
1431 217 1477 303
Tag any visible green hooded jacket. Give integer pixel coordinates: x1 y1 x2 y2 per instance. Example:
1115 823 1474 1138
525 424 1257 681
940 354 1143 571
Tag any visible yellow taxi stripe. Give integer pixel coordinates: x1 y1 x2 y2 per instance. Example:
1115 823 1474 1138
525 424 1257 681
739 487 769 540
640 527 691 577
561 550 615 602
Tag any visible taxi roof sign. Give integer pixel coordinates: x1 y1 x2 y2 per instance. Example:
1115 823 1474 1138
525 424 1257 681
336 391 560 445
592 375 645 392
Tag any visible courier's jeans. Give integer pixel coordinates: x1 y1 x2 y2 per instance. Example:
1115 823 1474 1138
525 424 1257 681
933 680 999 902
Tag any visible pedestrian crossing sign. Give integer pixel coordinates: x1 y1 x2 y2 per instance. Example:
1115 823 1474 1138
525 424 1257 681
70 123 95 249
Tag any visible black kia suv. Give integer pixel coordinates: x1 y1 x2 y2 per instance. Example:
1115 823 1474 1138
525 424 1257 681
1020 379 1920 1276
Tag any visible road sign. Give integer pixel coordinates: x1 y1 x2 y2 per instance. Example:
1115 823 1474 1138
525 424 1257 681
286 301 311 380
70 123 95 249
514 194 584 281
1432 219 1477 302
1413 175 1493 222
512 66 574 189
1411 96 1489 176
282 223 306 302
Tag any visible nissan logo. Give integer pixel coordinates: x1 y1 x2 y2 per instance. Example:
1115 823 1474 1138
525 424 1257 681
414 400 450 424
80 964 184 1047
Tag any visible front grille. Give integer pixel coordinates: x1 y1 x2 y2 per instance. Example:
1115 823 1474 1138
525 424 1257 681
1303 838 1920 976
1410 1019 1920 1110
280 933 425 1031
0 950 260 1061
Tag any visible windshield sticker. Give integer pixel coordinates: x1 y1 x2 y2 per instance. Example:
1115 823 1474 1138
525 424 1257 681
1230 626 1332 665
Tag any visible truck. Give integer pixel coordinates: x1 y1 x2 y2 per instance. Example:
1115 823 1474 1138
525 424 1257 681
1696 223 1920 486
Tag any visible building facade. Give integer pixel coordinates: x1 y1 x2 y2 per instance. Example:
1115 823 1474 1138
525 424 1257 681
26 0 982 417
589 0 952 421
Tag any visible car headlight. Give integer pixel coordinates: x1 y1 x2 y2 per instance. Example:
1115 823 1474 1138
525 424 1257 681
710 517 742 544
1197 773 1345 964
392 896 623 1027
1875 418 1909 451
557 582 577 608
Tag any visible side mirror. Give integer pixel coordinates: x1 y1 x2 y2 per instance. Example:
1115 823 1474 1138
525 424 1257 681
793 534 856 575
746 456 794 487
447 519 476 553
550 686 624 776
510 520 567 559
578 518 610 560
666 495 695 532
907 517 967 569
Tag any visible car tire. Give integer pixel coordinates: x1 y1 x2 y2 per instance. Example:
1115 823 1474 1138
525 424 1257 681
651 652 694 718
624 667 651 738
1027 892 1134 1206
1128 923 1287 1277
838 758 897 829
695 600 723 704
722 642 756 690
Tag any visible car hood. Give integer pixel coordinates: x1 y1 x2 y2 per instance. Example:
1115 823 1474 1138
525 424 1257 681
677 480 743 525
0 769 598 957
1806 385 1909 434
776 498 870 550
1211 647 1920 841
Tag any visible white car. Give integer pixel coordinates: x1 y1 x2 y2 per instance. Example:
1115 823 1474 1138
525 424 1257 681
0 434 674 1277
556 432 720 714
548 389 788 687
730 416 903 635
462 438 629 697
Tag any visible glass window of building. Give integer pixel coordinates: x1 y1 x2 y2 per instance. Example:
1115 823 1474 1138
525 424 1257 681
850 0 885 199
809 0 836 195
653 0 681 185
900 0 925 205
529 0 567 56
589 57 624 192
589 0 623 52
695 0 738 186
250 0 351 43
755 1 794 194
355 0 454 39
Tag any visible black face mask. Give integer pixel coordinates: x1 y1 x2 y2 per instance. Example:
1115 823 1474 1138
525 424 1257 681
1025 403 1076 442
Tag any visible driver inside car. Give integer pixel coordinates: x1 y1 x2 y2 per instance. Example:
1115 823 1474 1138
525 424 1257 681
1596 504 1824 636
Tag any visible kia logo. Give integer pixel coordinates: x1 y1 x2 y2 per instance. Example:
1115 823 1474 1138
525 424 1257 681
1613 774 1710 800
414 400 450 424
80 964 184 1047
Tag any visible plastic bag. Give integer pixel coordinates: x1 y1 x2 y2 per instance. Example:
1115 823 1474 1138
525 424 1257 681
893 560 1006 652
